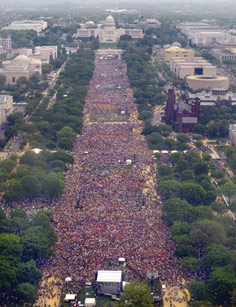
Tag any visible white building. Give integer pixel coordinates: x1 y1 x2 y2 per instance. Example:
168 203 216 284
229 124 236 145
2 20 47 33
187 30 236 47
0 95 14 125
0 36 12 51
74 15 143 43
123 16 161 30
96 270 123 295
177 22 219 35
18 46 57 64
0 55 42 85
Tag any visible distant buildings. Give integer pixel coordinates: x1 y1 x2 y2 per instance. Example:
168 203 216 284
177 22 219 35
0 55 42 85
0 35 12 51
164 89 201 133
189 87 236 107
74 15 143 43
164 46 194 64
122 16 161 30
229 124 236 145
186 75 229 91
17 46 57 64
2 20 47 33
170 57 217 78
0 95 14 126
177 22 236 47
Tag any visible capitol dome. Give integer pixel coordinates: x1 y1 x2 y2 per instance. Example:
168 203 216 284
104 15 116 29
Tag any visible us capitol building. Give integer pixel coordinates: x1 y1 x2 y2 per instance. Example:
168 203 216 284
74 15 143 43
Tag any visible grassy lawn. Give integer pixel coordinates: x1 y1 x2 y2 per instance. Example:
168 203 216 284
100 43 118 49
96 295 120 307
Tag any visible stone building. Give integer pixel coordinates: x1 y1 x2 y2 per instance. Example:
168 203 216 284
2 20 47 33
0 35 12 51
164 46 195 64
18 46 57 63
0 55 42 85
186 75 229 91
164 89 201 133
0 95 14 125
171 57 217 78
74 15 143 43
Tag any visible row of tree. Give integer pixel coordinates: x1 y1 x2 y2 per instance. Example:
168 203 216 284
122 45 166 127
158 150 236 305
0 208 56 304
21 50 95 151
0 150 73 202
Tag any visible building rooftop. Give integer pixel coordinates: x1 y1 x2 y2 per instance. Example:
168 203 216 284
97 270 122 283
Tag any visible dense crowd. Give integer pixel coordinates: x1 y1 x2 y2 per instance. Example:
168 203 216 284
32 56 183 305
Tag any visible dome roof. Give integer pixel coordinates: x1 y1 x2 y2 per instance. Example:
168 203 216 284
14 55 31 63
105 15 115 24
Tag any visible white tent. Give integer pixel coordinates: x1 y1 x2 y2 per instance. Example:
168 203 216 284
65 294 76 301
126 159 132 165
65 277 72 282
85 298 96 307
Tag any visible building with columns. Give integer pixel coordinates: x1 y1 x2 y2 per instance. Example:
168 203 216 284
74 15 143 43
0 55 42 85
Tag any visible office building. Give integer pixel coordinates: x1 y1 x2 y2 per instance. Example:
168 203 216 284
171 57 217 78
164 46 195 64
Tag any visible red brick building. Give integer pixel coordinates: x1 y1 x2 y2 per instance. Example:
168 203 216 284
164 89 201 132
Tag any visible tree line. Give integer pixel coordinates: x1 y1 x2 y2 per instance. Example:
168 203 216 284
0 208 56 304
21 49 95 151
157 150 236 305
0 150 73 203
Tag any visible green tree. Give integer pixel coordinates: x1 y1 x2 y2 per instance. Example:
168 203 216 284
188 280 209 301
42 172 64 199
157 180 182 199
17 260 42 284
190 220 227 246
20 151 37 166
0 258 18 291
21 175 40 197
202 244 232 269
181 182 206 206
179 257 200 271
194 162 209 177
220 182 236 204
207 265 236 304
211 201 227 214
16 282 36 303
157 164 173 177
21 226 53 261
120 281 153 307
175 159 190 173
162 198 196 225
0 233 22 260
180 170 194 182
170 221 191 236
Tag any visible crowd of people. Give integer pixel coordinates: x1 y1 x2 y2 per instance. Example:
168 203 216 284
32 56 184 304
